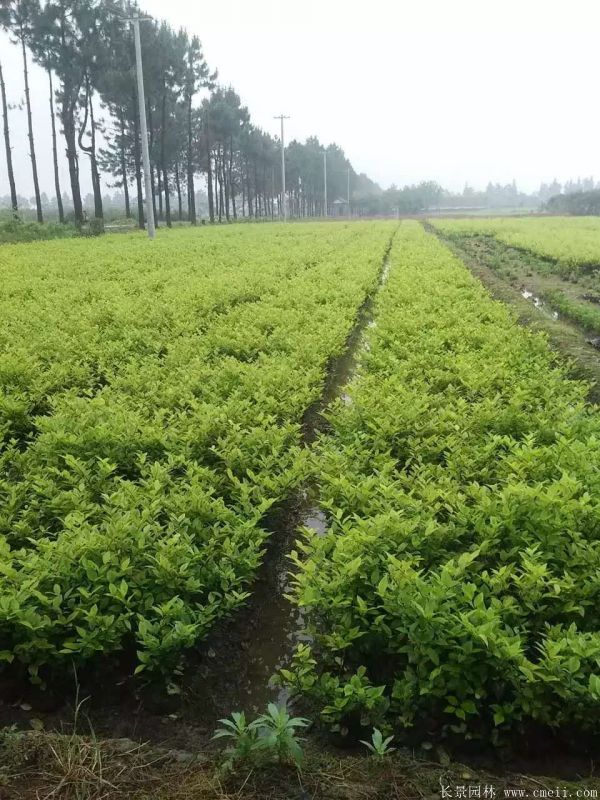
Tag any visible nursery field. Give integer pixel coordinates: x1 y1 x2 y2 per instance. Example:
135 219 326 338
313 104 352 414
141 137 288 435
285 221 600 738
0 221 396 682
3 217 600 756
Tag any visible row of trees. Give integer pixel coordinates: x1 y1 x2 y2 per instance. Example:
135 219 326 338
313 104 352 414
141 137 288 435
428 181 569 211
0 0 378 229
546 189 600 216
351 180 535 216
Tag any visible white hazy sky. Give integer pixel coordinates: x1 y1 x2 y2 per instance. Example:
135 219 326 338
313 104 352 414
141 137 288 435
1 0 600 199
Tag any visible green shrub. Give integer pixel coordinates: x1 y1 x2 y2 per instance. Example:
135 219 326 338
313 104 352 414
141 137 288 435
540 288 600 332
81 218 105 237
0 221 396 679
285 221 600 738
0 217 77 244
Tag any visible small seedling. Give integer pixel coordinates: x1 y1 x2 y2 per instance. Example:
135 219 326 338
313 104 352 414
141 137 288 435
360 727 396 758
212 711 260 762
213 704 310 769
255 703 310 767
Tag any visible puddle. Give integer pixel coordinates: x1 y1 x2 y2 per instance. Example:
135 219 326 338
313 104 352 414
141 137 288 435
303 507 327 536
380 258 392 286
521 288 559 320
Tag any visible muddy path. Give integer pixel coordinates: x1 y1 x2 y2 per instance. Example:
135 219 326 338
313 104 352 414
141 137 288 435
0 232 398 751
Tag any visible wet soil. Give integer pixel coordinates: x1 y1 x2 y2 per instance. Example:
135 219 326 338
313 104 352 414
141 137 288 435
428 226 600 403
456 233 600 306
519 288 559 320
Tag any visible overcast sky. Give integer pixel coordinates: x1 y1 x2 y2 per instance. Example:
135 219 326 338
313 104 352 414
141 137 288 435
1 0 600 199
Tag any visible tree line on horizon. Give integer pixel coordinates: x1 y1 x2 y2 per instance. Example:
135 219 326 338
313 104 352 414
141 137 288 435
0 0 380 229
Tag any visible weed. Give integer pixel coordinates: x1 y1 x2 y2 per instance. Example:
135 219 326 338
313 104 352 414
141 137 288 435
212 711 260 763
360 728 396 758
213 704 310 770
254 703 310 767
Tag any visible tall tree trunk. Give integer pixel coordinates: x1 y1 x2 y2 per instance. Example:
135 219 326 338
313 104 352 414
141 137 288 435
150 162 158 226
148 102 159 227
78 79 103 223
254 165 261 217
212 156 219 221
57 10 83 224
48 70 64 223
157 170 163 219
206 135 214 223
132 89 144 229
262 164 267 222
88 92 103 221
214 154 219 219
217 151 223 222
118 111 130 217
163 166 171 227
228 135 236 220
186 94 196 225
63 104 83 226
175 164 182 221
21 36 42 222
246 158 253 217
0 58 18 217
215 164 219 220
223 146 230 222
160 92 171 227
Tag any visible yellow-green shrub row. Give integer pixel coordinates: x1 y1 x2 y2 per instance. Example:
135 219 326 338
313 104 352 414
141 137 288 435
285 221 600 736
0 221 396 680
430 216 600 272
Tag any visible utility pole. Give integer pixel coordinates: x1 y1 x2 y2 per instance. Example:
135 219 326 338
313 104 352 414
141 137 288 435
347 167 351 220
274 114 289 221
130 14 155 239
323 151 327 217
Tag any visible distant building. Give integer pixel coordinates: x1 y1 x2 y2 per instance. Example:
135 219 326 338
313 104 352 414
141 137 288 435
331 197 350 217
